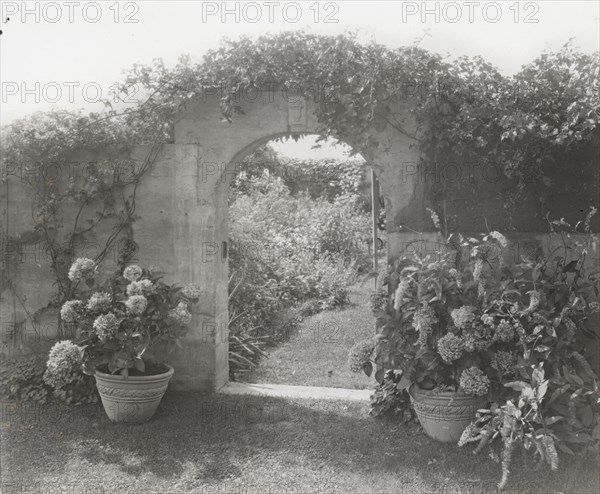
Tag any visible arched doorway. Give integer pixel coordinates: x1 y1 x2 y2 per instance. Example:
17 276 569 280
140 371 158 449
156 87 422 392
223 135 384 387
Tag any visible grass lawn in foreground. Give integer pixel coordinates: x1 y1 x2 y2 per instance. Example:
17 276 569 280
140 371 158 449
243 280 378 389
2 393 599 494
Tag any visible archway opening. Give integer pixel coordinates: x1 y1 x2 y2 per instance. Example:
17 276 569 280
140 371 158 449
224 134 386 389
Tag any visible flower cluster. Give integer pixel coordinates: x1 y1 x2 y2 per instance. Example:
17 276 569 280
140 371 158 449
125 295 148 315
562 315 577 336
413 303 437 346
182 283 202 299
451 306 476 330
541 434 559 470
93 313 120 341
459 367 490 396
126 279 156 296
494 319 515 342
437 333 464 363
393 278 410 311
43 340 83 389
86 292 112 312
348 339 375 372
481 314 494 326
123 265 143 282
169 302 192 325
427 207 441 231
60 300 84 323
489 231 508 248
68 257 96 282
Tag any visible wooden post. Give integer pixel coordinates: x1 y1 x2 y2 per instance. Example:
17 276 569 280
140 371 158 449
371 169 379 290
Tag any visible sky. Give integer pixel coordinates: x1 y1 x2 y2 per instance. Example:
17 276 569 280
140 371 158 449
0 0 598 158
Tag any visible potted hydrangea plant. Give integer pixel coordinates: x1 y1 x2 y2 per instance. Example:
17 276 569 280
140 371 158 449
355 208 599 488
356 229 517 442
60 259 201 422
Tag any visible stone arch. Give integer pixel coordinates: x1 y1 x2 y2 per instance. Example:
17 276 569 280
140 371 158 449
153 88 424 391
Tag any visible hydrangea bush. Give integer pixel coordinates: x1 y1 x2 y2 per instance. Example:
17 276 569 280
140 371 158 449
364 208 599 488
59 261 201 376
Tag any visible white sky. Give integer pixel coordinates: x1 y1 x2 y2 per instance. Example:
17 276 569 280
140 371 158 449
0 0 598 158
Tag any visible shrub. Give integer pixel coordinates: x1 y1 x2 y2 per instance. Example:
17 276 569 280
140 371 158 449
348 339 376 373
369 370 414 420
43 340 98 405
228 167 371 374
367 208 599 489
0 356 49 403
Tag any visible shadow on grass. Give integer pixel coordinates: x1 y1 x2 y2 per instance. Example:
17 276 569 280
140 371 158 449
2 393 599 493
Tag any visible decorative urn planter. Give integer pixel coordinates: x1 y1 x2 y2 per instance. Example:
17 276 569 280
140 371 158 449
94 364 174 423
409 384 486 443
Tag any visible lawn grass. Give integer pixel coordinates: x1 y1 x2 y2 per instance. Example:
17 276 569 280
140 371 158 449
2 393 598 493
243 279 378 389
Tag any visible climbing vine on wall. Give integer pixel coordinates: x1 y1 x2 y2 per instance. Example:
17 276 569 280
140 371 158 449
110 33 598 229
1 109 162 340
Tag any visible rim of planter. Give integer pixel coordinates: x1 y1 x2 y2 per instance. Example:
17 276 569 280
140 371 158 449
409 383 475 399
94 363 174 382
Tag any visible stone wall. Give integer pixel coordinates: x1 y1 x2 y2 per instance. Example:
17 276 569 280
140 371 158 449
1 88 597 391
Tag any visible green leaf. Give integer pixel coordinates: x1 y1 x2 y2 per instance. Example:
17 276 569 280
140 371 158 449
536 380 548 399
133 358 145 373
578 404 594 427
362 361 373 377
544 416 563 425
504 381 530 392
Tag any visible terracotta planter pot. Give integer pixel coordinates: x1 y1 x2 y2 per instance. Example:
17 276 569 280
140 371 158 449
409 384 486 443
94 364 174 423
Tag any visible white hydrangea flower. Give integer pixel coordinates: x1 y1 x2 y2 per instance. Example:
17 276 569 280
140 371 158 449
60 300 84 323
169 301 192 325
451 306 476 330
489 231 508 247
125 295 148 315
86 292 112 312
182 283 202 299
68 258 96 282
93 313 120 341
43 340 84 388
126 279 156 296
122 265 143 282
481 314 494 326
